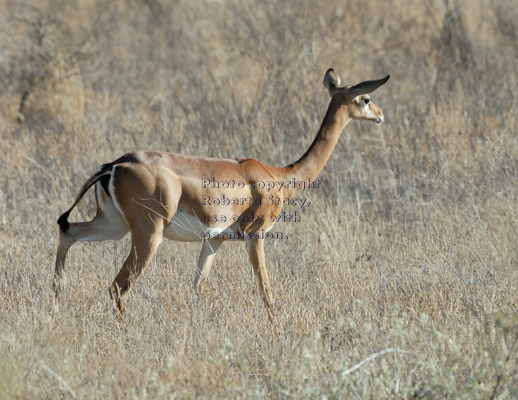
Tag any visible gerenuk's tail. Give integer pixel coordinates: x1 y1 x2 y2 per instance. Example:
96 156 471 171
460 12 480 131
57 165 113 233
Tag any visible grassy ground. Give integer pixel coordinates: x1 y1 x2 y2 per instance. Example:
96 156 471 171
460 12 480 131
1 0 517 398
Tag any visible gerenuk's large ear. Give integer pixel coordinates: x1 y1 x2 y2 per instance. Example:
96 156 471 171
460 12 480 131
323 68 341 96
345 75 390 100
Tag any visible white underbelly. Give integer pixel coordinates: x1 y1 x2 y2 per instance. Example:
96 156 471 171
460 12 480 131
163 209 239 242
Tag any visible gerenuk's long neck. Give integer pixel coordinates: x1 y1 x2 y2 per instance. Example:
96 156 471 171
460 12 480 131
281 97 351 195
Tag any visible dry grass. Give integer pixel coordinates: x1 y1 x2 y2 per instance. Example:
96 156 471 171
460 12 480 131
1 0 518 398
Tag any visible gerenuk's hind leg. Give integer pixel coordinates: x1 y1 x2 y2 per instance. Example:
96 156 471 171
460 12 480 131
109 219 164 316
54 213 129 302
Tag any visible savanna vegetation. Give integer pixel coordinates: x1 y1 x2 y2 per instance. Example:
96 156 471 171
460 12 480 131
1 0 517 398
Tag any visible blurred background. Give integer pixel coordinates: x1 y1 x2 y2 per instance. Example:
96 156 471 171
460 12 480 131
1 0 517 397
1 0 516 221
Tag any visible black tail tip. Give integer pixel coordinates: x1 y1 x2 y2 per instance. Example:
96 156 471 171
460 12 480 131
57 211 70 233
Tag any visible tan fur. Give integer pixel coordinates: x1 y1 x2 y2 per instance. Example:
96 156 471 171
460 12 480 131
54 69 389 322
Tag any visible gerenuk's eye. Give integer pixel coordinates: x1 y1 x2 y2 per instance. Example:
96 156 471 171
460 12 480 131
363 98 371 104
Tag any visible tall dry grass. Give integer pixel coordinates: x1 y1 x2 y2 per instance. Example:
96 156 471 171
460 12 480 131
1 0 517 398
